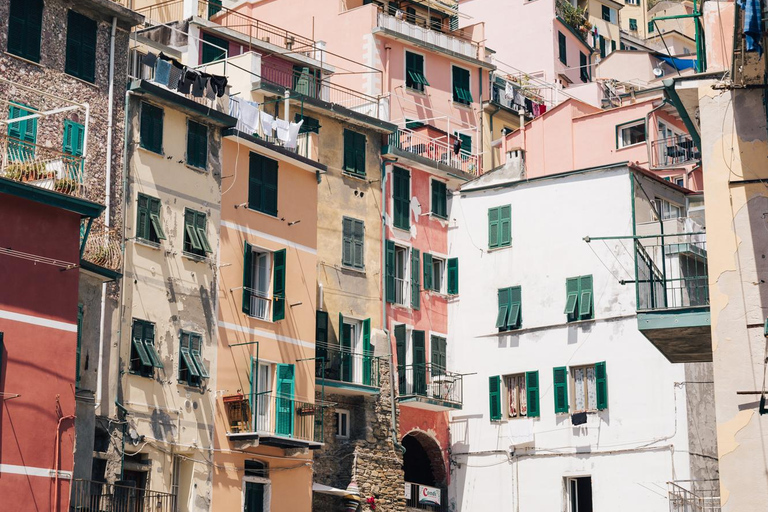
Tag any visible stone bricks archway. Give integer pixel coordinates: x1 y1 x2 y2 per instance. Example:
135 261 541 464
401 430 446 487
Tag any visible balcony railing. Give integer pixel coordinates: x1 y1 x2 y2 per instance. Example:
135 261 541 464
650 135 701 168
316 344 382 389
0 134 87 199
636 233 708 311
82 230 123 272
398 364 463 407
555 0 592 41
388 128 479 176
490 74 547 117
70 478 177 512
405 482 447 511
229 96 313 159
223 392 323 445
668 481 721 512
376 10 479 60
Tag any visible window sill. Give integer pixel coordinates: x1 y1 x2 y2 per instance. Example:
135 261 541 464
487 244 512 253
429 213 449 221
185 163 209 174
5 52 44 68
406 87 427 96
128 371 154 379
245 207 279 219
64 71 99 89
452 101 473 110
342 171 368 182
182 251 209 263
137 145 165 158
617 141 645 150
340 264 366 275
134 238 161 250
245 312 272 323
566 318 596 326
392 225 411 234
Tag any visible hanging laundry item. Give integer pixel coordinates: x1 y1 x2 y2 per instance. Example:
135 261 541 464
141 51 157 68
154 59 172 87
209 75 229 97
204 78 216 100
167 65 182 91
192 74 208 98
285 119 304 149
453 138 462 155
540 104 547 115
524 98 533 114
260 112 275 136
178 69 197 94
740 0 764 55
514 90 525 110
229 96 241 119
532 103 540 117
505 81 515 100
275 119 290 142
571 412 588 426
239 101 260 135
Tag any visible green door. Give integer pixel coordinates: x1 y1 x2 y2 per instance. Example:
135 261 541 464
244 481 264 512
275 364 294 436
413 330 426 395
340 317 352 383
362 319 372 386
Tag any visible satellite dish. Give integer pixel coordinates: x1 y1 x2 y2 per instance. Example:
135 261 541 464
653 67 664 77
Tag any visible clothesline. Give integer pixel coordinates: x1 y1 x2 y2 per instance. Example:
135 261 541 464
229 96 304 149
144 51 229 99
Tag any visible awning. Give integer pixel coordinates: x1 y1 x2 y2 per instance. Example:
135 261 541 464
658 55 697 71
312 483 359 497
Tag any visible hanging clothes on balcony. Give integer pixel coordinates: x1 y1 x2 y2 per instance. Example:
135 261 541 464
540 104 547 115
209 75 228 97
179 69 197 94
239 101 260 135
141 51 157 67
739 0 763 55
275 119 290 143
285 119 304 149
204 78 216 100
192 74 208 98
513 90 525 110
524 98 533 115
261 112 275 136
571 411 588 425
154 59 171 87
505 81 515 100
453 138 462 155
532 103 540 117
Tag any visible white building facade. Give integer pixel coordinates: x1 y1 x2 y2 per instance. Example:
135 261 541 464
446 164 709 511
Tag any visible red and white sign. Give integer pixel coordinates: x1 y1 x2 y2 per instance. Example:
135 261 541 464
419 485 441 506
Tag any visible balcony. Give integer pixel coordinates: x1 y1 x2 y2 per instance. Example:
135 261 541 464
668 480 720 512
405 482 447 512
649 134 701 169
635 229 711 363
80 230 123 281
398 364 463 411
0 134 88 200
70 478 177 512
223 392 323 449
316 344 382 395
385 128 479 177
375 10 481 61
555 0 592 42
489 73 547 118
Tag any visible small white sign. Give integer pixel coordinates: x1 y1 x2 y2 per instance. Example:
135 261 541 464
419 485 441 506
404 483 411 500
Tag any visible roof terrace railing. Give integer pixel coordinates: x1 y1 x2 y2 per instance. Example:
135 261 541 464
387 127 479 175
376 10 479 60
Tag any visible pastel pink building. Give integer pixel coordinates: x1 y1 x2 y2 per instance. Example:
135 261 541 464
500 97 703 190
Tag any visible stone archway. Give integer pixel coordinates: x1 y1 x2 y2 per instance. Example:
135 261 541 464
401 430 446 487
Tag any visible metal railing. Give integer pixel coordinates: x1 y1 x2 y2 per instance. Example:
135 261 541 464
376 10 478 60
398 364 463 407
229 96 313 158
388 128 479 175
70 478 177 512
490 74 546 117
650 135 701 168
636 233 708 311
316 344 382 388
405 482 447 511
136 0 316 56
82 230 123 272
668 481 721 512
0 134 87 199
555 0 591 41
224 392 323 443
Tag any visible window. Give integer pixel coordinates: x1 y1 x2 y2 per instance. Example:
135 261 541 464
454 132 472 154
248 152 279 217
654 197 684 220
136 194 166 243
431 180 447 218
567 476 593 512
601 5 610 21
488 205 511 248
315 310 328 344
140 102 163 154
617 120 646 148
496 286 522 331
7 103 37 160
580 53 589 82
385 241 410 306
393 167 410 230
496 372 539 419
294 113 320 134
187 120 208 169
252 363 273 431
452 66 472 105
335 409 350 438
571 362 608 412
201 32 228 64
179 331 209 386
183 209 212 257
648 21 655 33
342 217 365 269
611 40 616 52
343 129 366 177
207 0 223 18
130 319 163 377
65 11 97 83
599 36 606 59
405 51 429 92
675 177 685 187
242 244 286 322
423 253 445 293
8 0 43 63
63 120 85 161
337 314 373 385
558 32 567 65
629 18 638 31
564 275 594 321
430 335 446 377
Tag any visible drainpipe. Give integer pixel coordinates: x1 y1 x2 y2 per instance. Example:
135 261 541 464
489 106 500 169
381 157 405 456
53 414 75 512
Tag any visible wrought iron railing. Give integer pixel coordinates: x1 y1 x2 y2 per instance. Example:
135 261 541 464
376 10 478 60
70 478 177 512
636 233 708 311
668 481 720 512
405 482 447 511
650 134 701 168
316 344 382 388
388 128 479 175
398 364 463 407
0 134 87 199
224 392 323 444
82 230 123 272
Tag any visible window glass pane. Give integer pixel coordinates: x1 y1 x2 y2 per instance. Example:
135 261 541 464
574 368 586 411
587 367 597 410
621 123 645 146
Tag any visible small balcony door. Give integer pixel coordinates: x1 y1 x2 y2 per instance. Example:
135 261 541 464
275 364 295 437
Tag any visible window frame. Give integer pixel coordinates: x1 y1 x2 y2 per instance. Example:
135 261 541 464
248 151 279 217
186 119 208 170
7 0 44 63
136 193 165 244
601 5 611 21
343 129 367 177
405 50 429 92
341 216 365 270
488 205 512 249
564 275 594 322
496 286 522 332
179 330 209 386
335 409 350 439
629 18 638 31
394 243 410 307
139 101 164 155
65 10 98 83
243 243 274 321
183 208 212 258
130 319 163 377
501 372 539 419
451 65 473 105
430 334 447 376
579 52 589 82
616 119 647 149
430 179 448 219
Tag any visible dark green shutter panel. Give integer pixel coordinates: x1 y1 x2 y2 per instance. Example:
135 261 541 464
263 158 278 216
140 103 163 154
499 205 511 246
188 121 208 169
352 220 364 269
272 249 286 321
423 253 433 291
65 11 97 83
148 198 165 240
558 32 567 64
393 167 410 230
526 371 540 418
343 130 355 173
579 275 593 319
431 336 445 376
394 324 406 393
508 286 522 329
342 218 353 266
362 318 372 385
208 0 223 18
275 364 295 436
340 313 352 382
355 132 366 175
385 240 396 303
553 366 569 413
242 242 253 315
248 152 262 211
136 194 149 240
488 207 500 248
8 0 43 62
489 375 501 421
201 32 228 64
411 248 420 310
447 258 459 295
316 311 328 368
565 277 579 317
76 305 83 387
412 330 426 395
496 288 510 329
599 36 606 59
63 120 84 157
247 153 278 216
595 361 608 410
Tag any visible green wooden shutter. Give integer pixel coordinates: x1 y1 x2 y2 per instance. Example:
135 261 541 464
201 32 229 64
207 0 223 18
508 286 522 329
394 324 406 393
564 277 579 318
263 158 279 216
65 11 97 83
558 31 567 64
187 120 208 169
8 0 43 62
362 318 372 386
352 220 364 269
340 314 352 382
393 167 410 230
149 198 165 240
488 207 500 248
431 336 446 376
595 361 608 410
248 152 263 211
184 210 203 252
579 275 594 319
272 249 286 321
412 330 426 395
136 194 150 240
63 120 85 157
316 310 328 370
489 375 501 421
275 364 295 436
342 217 353 267
142 323 164 369
242 242 253 315
140 102 163 154
526 371 540 418
447 258 459 295
496 287 510 329
250 356 258 428
553 366 569 414
599 35 606 59
411 248 420 310
431 180 447 218
354 132 366 176
499 205 511 246
385 240 396 303
195 212 212 253
423 253 433 291
76 305 84 387
180 333 200 382
191 334 209 380
343 130 355 174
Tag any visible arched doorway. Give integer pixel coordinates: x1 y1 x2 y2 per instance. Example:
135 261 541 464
402 430 446 487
